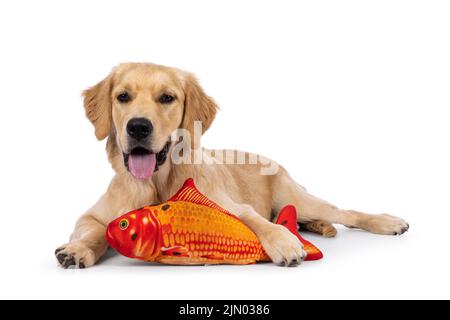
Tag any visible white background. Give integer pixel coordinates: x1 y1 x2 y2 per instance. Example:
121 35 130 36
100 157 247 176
0 0 449 299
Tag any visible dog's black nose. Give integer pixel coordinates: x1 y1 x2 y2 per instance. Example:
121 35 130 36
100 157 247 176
127 118 153 141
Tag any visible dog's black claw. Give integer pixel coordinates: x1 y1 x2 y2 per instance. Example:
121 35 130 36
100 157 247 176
55 247 64 255
56 253 67 265
288 259 299 267
277 260 288 267
79 261 85 269
62 256 76 268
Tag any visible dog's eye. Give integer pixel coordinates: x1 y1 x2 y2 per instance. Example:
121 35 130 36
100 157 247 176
159 94 175 104
117 92 131 103
119 219 129 230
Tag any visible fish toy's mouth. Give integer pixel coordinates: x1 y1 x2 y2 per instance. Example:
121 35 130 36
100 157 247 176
105 227 118 250
105 228 134 259
123 141 171 180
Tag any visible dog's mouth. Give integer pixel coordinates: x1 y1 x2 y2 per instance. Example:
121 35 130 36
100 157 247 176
123 141 171 180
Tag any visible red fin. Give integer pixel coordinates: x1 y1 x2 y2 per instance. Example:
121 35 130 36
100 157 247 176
168 178 238 219
200 253 225 260
161 246 190 258
275 205 324 261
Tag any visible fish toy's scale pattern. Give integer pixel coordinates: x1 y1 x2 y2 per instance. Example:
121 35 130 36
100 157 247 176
156 201 268 264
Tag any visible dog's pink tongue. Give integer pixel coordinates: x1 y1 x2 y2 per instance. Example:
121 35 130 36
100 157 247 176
128 153 156 180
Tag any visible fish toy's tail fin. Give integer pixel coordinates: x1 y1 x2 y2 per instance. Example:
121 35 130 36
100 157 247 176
275 205 324 261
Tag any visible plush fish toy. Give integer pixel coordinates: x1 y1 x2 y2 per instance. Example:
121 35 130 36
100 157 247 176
106 178 323 265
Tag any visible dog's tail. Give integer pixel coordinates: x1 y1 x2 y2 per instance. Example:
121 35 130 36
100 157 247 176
275 205 324 261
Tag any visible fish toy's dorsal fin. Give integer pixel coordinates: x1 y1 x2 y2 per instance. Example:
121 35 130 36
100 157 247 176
168 178 238 218
168 178 202 202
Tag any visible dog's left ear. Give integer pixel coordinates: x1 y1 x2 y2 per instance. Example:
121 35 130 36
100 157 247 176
180 73 218 139
82 73 113 140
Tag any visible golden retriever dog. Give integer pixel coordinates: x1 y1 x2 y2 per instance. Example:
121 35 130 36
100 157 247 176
55 63 409 268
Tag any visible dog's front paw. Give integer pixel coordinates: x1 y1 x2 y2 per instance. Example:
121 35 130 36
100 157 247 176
259 224 306 267
55 241 96 269
357 213 410 235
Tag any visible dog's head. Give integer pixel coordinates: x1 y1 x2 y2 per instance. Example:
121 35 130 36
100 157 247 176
83 63 217 179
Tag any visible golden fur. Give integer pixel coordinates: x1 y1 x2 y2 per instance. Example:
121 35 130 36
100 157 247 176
55 63 409 268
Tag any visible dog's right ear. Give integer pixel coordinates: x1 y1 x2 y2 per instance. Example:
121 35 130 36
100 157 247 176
82 74 113 140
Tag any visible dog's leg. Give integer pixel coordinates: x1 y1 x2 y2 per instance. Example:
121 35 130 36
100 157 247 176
299 220 337 238
55 214 108 268
272 172 409 235
210 193 306 266
55 176 157 268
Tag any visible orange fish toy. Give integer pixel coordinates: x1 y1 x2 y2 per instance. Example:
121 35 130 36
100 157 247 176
106 178 323 265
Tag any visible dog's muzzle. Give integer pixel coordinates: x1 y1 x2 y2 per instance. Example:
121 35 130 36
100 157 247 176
123 140 171 180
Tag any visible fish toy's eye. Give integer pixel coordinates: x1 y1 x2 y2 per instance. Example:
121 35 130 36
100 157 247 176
119 219 129 230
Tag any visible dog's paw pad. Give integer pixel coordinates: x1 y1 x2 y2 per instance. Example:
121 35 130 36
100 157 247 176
55 242 95 269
